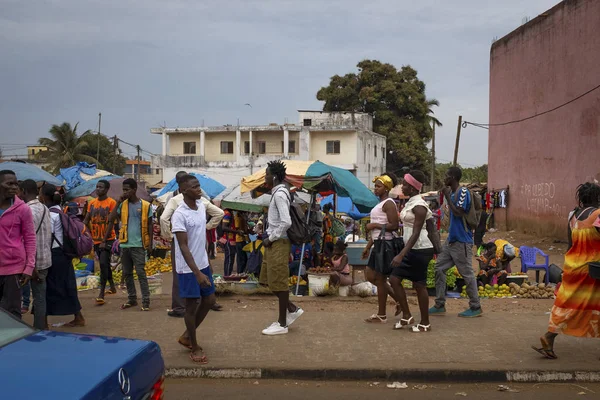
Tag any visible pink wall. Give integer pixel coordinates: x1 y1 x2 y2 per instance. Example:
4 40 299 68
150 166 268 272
488 0 600 238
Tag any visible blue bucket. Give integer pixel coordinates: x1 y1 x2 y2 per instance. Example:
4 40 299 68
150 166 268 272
81 258 95 273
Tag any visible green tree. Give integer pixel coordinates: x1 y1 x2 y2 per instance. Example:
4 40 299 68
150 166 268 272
38 122 97 174
82 134 126 175
317 60 435 176
433 162 488 188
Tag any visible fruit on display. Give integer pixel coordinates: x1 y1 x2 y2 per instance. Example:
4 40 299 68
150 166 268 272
308 267 331 274
289 276 308 286
461 283 512 298
96 255 171 281
426 260 458 289
511 282 555 299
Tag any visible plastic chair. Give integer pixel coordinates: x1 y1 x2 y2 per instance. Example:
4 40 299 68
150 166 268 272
520 246 550 284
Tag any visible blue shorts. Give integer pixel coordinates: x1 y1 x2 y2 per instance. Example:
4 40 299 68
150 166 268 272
177 269 216 298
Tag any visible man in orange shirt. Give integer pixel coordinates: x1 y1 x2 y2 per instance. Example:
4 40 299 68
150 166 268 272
84 180 118 305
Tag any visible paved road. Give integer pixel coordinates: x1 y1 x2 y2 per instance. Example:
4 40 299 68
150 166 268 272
165 379 600 399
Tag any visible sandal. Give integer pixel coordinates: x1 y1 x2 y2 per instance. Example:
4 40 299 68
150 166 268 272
121 301 138 310
141 306 150 312
95 298 106 305
531 336 557 359
393 316 414 330
189 351 208 364
411 324 431 332
365 314 387 323
105 289 117 295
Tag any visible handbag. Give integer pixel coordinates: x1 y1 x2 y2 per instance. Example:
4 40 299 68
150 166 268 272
376 224 404 270
426 218 442 254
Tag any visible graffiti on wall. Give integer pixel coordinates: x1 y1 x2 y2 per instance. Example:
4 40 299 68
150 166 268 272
520 182 567 217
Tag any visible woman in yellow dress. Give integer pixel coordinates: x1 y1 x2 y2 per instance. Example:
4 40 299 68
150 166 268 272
532 183 600 359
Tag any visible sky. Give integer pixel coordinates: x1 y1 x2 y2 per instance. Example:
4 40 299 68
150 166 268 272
0 0 559 166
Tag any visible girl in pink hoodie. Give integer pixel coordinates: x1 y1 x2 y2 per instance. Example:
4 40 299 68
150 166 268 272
0 170 36 319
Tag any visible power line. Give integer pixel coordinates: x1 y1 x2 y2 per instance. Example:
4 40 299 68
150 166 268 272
463 82 600 129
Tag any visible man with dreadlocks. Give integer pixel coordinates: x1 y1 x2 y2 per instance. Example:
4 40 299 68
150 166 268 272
532 182 600 360
260 160 304 335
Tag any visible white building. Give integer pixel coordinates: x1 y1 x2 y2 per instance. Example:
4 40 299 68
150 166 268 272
150 111 386 188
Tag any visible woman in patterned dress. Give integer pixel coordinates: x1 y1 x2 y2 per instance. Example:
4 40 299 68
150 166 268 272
532 183 600 359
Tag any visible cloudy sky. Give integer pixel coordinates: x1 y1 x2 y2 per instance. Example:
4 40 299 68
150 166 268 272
1 0 558 166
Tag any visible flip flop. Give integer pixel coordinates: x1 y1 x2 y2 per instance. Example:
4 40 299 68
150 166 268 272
95 298 106 306
121 301 138 310
531 336 558 359
189 352 208 364
178 338 204 352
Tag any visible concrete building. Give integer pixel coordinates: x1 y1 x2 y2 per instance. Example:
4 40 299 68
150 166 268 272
123 159 162 186
150 111 386 188
26 146 48 160
488 0 600 238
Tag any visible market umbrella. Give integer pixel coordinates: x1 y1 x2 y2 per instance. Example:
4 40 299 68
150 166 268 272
66 177 151 202
214 184 311 213
240 160 378 212
0 161 62 186
63 175 121 200
154 173 225 199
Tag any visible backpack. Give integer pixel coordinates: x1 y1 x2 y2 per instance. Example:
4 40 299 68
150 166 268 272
461 188 482 232
331 217 346 238
272 189 311 245
50 208 94 258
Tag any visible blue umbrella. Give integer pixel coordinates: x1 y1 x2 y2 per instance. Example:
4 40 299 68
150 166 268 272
155 173 225 199
0 161 62 185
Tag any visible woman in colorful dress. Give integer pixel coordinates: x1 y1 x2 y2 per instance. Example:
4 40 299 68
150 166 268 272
532 182 600 359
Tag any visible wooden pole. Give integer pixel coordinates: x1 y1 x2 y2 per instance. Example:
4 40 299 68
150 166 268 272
453 115 462 166
452 115 462 166
136 145 141 182
431 123 436 190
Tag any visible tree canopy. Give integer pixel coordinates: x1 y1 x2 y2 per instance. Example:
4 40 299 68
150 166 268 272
38 122 126 175
317 60 437 176
434 162 488 188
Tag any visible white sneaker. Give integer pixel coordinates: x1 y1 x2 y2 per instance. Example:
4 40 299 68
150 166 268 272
287 308 304 327
261 322 288 336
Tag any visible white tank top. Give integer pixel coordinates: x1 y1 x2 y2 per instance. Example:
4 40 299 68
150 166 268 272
370 198 396 240
400 195 433 250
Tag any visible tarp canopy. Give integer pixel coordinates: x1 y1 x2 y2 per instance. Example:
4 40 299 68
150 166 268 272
64 175 121 200
240 160 378 213
154 173 225 199
56 162 101 190
214 184 311 213
319 194 369 220
0 161 62 185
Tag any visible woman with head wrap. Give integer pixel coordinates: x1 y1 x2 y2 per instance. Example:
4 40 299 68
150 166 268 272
361 172 403 323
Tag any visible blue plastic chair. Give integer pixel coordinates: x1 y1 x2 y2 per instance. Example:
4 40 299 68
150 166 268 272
520 246 550 284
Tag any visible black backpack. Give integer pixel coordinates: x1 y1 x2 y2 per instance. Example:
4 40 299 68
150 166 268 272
272 189 311 245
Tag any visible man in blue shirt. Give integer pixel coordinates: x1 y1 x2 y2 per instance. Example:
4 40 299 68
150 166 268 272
429 166 482 318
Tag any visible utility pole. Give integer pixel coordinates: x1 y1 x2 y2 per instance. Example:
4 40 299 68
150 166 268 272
136 145 141 182
453 115 462 166
112 135 118 174
430 123 436 190
97 112 102 163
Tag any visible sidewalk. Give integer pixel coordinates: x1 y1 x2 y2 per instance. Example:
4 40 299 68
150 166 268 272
30 283 600 383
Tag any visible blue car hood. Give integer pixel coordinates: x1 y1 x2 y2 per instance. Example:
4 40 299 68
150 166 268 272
0 331 163 399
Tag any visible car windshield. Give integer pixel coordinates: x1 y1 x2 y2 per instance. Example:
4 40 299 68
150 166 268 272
0 310 35 348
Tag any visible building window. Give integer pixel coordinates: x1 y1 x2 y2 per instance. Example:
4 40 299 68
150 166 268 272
326 140 340 154
374 146 377 158
303 119 312 126
155 169 160 174
257 141 266 154
220 141 234 154
31 149 35 155
382 147 385 158
183 142 196 154
244 141 250 154
281 140 296 154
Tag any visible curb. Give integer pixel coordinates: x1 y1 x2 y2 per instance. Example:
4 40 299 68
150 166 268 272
165 367 600 383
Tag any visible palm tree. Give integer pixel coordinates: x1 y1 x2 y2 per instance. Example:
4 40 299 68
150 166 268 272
426 99 442 189
38 122 97 174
